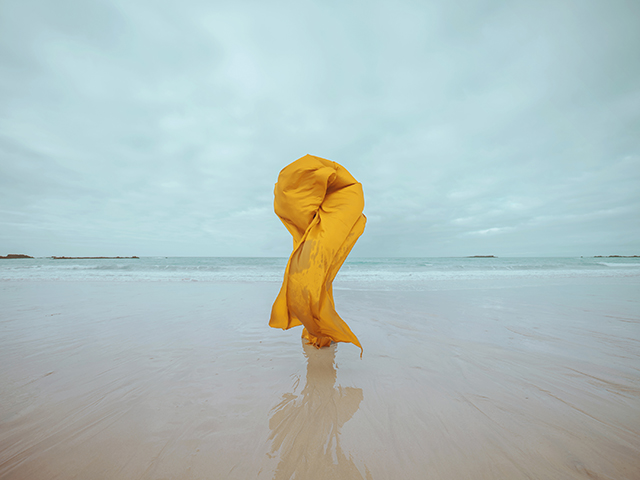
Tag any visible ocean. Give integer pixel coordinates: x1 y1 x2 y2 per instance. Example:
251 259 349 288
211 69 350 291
1 256 639 286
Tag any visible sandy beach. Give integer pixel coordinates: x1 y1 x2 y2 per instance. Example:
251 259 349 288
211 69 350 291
1 275 639 479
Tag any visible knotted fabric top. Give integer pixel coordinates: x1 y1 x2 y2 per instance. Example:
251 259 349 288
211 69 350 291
270 155 366 353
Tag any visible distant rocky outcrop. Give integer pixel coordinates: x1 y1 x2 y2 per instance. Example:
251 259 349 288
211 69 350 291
0 254 33 259
593 255 639 258
51 256 140 259
466 255 496 258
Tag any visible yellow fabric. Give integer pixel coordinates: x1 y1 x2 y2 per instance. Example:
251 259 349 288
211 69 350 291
270 155 366 353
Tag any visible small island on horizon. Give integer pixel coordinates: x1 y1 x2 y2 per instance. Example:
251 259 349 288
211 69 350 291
466 255 496 258
1 254 141 259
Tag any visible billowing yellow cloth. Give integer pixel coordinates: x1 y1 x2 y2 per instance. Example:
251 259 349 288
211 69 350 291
270 155 366 353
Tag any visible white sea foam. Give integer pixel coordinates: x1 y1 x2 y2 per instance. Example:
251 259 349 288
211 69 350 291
598 262 640 267
1 257 639 285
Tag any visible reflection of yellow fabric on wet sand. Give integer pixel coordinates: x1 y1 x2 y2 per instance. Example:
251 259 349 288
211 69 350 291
268 342 365 479
270 155 366 353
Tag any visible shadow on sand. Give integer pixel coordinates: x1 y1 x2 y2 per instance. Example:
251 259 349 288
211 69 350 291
268 342 367 479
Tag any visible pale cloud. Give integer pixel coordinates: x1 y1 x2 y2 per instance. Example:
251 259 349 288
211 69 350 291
464 227 516 237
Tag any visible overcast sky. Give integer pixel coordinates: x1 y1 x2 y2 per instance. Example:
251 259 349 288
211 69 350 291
1 0 639 257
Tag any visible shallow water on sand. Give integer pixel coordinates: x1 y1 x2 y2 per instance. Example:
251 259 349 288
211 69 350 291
0 276 639 479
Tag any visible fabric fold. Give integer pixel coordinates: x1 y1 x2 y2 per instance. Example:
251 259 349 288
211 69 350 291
270 155 366 353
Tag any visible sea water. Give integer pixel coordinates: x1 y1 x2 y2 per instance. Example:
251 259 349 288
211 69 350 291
1 256 639 286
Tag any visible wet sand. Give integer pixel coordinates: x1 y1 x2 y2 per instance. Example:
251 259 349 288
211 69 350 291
1 277 639 479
